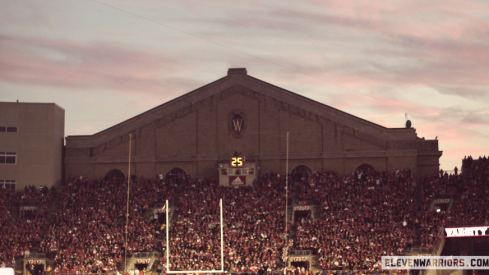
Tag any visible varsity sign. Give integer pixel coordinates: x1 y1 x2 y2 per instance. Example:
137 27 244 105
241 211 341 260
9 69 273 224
289 257 309 262
445 226 489 238
135 259 151 264
27 260 44 265
433 198 451 204
229 110 246 137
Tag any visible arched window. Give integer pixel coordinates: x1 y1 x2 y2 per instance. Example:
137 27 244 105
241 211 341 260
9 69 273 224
105 169 126 183
165 168 187 184
356 163 375 174
291 165 312 182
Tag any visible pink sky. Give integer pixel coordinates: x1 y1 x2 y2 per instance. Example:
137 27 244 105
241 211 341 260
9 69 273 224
1 0 488 172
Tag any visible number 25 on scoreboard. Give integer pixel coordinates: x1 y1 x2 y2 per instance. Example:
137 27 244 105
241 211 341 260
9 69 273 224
231 156 244 167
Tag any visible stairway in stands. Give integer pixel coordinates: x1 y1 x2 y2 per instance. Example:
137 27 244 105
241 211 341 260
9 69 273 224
413 180 422 247
288 181 322 272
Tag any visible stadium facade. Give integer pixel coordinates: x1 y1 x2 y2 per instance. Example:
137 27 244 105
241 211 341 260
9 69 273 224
0 102 65 190
65 68 442 183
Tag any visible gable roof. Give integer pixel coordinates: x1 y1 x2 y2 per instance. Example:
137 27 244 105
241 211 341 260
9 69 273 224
66 68 416 148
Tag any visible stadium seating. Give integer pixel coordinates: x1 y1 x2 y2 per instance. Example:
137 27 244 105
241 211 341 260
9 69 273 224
1 155 488 274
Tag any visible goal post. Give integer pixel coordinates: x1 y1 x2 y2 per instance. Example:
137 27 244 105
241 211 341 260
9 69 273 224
165 199 225 274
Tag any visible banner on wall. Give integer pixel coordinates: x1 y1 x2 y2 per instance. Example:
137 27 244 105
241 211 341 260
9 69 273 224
229 176 246 186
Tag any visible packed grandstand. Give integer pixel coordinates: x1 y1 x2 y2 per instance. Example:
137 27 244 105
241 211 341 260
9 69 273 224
0 155 488 275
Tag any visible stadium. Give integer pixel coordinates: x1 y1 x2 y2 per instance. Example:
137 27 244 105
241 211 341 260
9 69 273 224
1 69 488 275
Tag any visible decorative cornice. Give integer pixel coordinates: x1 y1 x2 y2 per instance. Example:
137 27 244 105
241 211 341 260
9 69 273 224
65 150 419 164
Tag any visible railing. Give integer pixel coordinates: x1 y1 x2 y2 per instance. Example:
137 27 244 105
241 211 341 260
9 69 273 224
431 227 446 256
289 250 313 256
296 199 314 206
132 252 161 258
19 202 39 207
419 227 446 275
26 252 46 259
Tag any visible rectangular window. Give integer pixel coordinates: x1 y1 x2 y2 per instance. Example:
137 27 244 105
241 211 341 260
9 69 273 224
0 126 17 132
0 180 16 190
7 180 16 190
0 152 16 164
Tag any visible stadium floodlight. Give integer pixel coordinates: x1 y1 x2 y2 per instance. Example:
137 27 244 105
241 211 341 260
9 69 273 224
165 199 225 274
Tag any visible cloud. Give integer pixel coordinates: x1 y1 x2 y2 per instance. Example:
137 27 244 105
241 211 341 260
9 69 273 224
232 1 489 94
0 34 196 95
80 0 489 102
460 112 489 125
431 85 489 101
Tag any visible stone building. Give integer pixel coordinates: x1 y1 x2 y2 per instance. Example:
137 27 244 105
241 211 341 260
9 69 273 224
65 68 441 184
0 102 65 190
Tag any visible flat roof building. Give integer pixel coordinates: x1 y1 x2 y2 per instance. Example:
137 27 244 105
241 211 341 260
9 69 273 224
0 102 64 190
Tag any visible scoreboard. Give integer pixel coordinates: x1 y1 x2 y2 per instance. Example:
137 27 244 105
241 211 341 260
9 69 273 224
230 156 244 167
218 155 256 187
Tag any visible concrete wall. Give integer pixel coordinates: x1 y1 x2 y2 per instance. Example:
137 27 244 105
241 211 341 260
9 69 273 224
0 102 64 190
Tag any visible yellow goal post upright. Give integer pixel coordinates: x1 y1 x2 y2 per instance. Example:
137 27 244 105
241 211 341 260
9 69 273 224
165 198 225 274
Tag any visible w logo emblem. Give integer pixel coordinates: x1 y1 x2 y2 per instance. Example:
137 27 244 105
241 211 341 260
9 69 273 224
229 111 245 137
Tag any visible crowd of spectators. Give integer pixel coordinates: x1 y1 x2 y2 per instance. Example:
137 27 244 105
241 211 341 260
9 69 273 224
39 176 176 274
449 156 489 226
165 173 288 273
166 178 223 271
0 185 55 267
417 155 489 251
222 173 288 273
293 169 415 272
417 173 457 251
0 186 15 266
1 156 488 273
